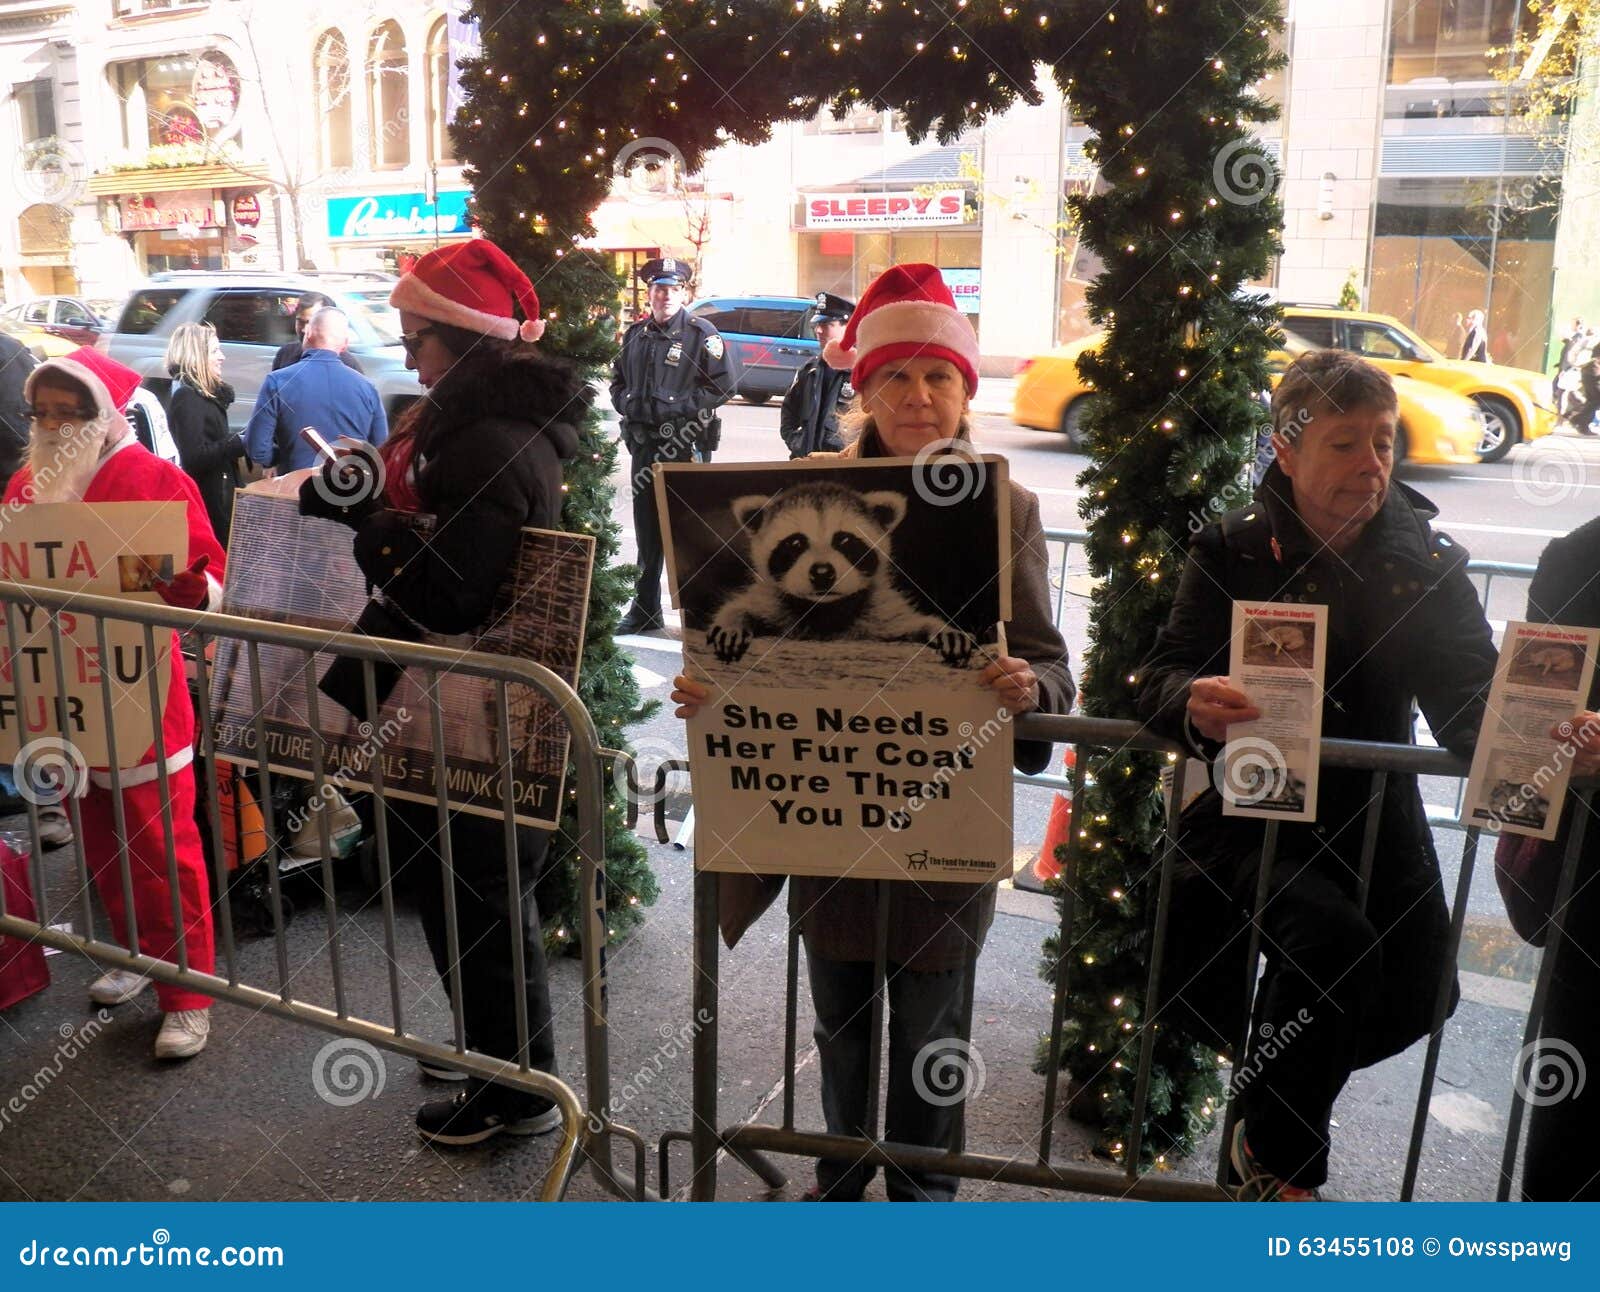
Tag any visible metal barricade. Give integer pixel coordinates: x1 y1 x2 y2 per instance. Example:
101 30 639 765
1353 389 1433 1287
0 582 652 1202
671 712 1580 1201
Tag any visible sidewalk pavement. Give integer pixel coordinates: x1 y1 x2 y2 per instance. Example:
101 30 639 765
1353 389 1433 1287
0 801 1538 1202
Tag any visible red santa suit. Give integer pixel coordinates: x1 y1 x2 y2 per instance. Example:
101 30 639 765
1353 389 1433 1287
6 351 225 1013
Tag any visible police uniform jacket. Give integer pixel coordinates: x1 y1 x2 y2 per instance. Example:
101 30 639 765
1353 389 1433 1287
779 358 851 458
1136 461 1496 1047
609 308 733 438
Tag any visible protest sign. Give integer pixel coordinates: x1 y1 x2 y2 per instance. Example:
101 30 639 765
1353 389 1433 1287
657 456 1014 883
0 501 186 767
1462 620 1600 839
208 489 592 829
1221 599 1328 821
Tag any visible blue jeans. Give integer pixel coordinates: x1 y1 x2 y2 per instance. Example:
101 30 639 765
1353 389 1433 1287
806 955 971 1201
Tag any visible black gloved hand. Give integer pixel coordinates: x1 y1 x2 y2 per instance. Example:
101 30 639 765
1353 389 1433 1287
297 447 384 529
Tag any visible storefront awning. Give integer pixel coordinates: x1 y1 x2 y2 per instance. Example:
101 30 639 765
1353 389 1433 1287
88 164 271 196
580 195 733 251
802 144 978 192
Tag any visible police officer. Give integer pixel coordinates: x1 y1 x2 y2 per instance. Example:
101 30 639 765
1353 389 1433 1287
779 292 854 459
610 257 734 634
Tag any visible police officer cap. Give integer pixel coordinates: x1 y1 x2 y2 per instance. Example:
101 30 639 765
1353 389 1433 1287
812 292 855 325
639 256 692 286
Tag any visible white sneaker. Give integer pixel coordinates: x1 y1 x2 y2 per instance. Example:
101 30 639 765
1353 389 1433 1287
89 968 152 1005
154 1009 210 1059
36 809 74 849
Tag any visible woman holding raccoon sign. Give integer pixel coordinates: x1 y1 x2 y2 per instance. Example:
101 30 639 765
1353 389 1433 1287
673 264 1075 1200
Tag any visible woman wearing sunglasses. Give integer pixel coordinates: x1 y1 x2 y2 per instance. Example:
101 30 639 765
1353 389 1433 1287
299 239 590 1146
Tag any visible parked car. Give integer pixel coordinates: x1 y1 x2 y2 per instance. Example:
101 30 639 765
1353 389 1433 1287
689 294 820 403
102 271 421 433
2 296 113 348
1013 332 1484 467
1278 304 1557 462
0 313 56 361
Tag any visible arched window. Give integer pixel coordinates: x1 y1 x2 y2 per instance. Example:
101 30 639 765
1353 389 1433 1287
425 18 455 165
314 31 353 171
367 21 410 169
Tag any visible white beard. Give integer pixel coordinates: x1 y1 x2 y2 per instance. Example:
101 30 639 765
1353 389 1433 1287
28 417 114 503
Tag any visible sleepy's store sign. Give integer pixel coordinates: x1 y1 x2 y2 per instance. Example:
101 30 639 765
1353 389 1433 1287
805 190 971 229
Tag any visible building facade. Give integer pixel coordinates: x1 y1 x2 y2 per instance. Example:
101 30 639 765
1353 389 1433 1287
0 2 1576 376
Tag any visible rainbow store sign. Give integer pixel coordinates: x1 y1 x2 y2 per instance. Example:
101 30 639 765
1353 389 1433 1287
326 190 472 242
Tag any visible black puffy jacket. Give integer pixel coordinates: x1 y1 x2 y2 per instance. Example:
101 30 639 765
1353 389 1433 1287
351 348 584 635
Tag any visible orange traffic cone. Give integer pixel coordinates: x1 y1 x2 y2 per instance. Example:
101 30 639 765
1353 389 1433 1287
1016 749 1074 893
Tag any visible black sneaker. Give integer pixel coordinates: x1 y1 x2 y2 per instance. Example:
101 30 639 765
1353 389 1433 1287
417 1057 469 1082
416 1090 562 1146
617 606 663 635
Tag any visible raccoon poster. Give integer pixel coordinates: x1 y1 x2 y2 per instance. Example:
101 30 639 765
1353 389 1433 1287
656 456 1016 884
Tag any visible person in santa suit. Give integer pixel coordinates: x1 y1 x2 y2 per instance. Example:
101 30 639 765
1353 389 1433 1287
6 347 225 1060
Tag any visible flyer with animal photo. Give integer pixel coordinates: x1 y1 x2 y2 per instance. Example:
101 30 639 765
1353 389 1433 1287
655 456 1016 884
1221 600 1328 822
1461 621 1600 840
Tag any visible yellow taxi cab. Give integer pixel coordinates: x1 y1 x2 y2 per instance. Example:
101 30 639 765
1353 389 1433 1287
0 312 68 360
1278 305 1556 462
1013 331 1482 466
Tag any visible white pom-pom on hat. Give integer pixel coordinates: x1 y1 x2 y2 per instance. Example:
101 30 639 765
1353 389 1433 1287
520 318 546 343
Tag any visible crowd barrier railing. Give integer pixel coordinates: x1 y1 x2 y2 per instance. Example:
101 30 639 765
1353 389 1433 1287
671 712 1584 1202
0 581 653 1202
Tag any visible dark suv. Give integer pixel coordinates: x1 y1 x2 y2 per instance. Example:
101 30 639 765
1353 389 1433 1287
689 295 820 403
104 272 422 432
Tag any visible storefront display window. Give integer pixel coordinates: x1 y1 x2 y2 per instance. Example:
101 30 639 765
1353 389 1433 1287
1370 174 1557 371
110 51 242 153
797 228 981 337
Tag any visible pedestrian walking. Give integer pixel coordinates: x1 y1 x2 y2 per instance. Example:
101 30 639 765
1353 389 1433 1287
1457 308 1490 362
610 257 733 634
673 264 1076 1201
1563 343 1600 437
166 322 246 543
272 293 365 374
779 292 855 458
5 348 225 1059
298 237 586 1146
1138 350 1496 1201
245 308 386 473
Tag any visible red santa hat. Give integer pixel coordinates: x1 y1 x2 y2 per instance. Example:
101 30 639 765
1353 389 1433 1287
388 238 546 343
24 347 142 420
822 262 979 396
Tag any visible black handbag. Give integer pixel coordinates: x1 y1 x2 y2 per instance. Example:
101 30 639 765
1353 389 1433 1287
318 597 423 724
